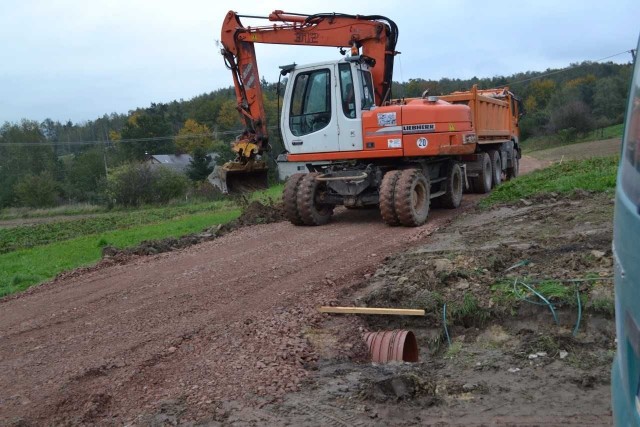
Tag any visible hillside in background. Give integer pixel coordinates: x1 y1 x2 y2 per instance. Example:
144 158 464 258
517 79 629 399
0 60 632 209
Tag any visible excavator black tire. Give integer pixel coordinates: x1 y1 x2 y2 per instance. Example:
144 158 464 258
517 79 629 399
394 169 430 227
297 173 334 226
470 152 492 194
506 153 519 180
379 170 402 226
434 162 463 209
488 149 502 188
283 173 306 225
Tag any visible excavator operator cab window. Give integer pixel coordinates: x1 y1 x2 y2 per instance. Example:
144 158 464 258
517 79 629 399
339 63 356 119
358 69 375 110
289 69 332 137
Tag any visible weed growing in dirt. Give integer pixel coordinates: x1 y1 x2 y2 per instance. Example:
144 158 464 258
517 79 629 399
492 279 585 313
444 342 462 359
590 298 615 317
447 293 490 327
481 156 618 207
518 334 562 358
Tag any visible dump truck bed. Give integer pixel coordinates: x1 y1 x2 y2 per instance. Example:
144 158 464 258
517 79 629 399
440 85 521 144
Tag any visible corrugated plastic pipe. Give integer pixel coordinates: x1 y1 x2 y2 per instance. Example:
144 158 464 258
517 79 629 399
363 330 419 363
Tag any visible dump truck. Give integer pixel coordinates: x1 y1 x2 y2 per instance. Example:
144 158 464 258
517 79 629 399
215 10 523 226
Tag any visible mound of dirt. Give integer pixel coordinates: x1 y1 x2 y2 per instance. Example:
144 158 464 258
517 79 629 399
221 200 286 231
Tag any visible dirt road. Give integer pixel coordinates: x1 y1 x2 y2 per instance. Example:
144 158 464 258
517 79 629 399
0 157 554 425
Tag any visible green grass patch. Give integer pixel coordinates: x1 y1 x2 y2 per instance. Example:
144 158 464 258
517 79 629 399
251 184 284 202
0 209 239 297
522 123 624 153
447 293 489 327
0 184 285 297
0 201 234 253
444 342 463 359
0 185 285 254
0 203 107 221
481 156 618 207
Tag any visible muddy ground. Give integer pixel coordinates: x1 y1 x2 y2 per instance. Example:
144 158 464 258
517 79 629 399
218 192 615 426
0 156 614 425
0 196 478 426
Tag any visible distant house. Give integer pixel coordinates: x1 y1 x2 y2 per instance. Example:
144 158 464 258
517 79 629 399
145 153 219 174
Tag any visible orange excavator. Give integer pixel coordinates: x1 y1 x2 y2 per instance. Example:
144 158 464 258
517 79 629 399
212 10 399 193
214 10 523 226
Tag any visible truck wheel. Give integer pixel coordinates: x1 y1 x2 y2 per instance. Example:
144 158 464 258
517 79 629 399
471 152 492 194
283 173 305 225
297 173 334 226
506 155 519 180
437 162 463 209
394 169 430 227
379 170 402 226
488 150 502 187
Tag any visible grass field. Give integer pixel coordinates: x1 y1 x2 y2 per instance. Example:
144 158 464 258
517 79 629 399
521 123 624 153
0 184 284 297
481 156 618 207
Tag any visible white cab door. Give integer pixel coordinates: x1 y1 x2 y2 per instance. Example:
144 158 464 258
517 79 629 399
281 66 340 154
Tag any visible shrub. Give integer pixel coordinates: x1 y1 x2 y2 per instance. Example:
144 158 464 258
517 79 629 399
13 171 59 208
548 100 593 134
106 163 188 206
151 167 189 203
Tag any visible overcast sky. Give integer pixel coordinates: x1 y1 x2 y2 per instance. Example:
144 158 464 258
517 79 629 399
1 0 638 123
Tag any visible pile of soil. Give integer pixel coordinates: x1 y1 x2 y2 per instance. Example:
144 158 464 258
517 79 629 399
221 200 286 231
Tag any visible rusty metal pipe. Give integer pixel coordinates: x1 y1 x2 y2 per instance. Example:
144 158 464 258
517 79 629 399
363 330 419 363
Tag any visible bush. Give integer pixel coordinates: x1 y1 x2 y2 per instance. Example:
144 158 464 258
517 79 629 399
557 127 577 143
106 163 188 206
151 167 189 203
13 171 60 208
548 100 593 134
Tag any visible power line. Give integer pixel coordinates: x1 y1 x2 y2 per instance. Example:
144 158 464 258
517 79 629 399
0 128 283 147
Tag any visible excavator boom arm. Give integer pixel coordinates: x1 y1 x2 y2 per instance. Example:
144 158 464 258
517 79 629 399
221 10 398 155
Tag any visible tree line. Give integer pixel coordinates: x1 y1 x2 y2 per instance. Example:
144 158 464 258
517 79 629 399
0 61 632 209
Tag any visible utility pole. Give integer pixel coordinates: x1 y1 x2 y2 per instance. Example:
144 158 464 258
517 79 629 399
631 49 637 62
103 129 110 178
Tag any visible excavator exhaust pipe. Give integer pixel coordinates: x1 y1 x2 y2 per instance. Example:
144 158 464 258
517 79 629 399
209 160 269 194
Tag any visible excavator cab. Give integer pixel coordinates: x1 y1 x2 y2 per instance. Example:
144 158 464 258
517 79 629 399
280 58 374 155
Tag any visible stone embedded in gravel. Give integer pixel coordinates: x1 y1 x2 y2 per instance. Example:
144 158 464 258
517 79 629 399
433 258 454 275
462 383 477 391
167 347 177 354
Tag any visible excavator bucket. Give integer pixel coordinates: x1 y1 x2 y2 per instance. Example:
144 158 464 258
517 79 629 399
209 160 269 194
